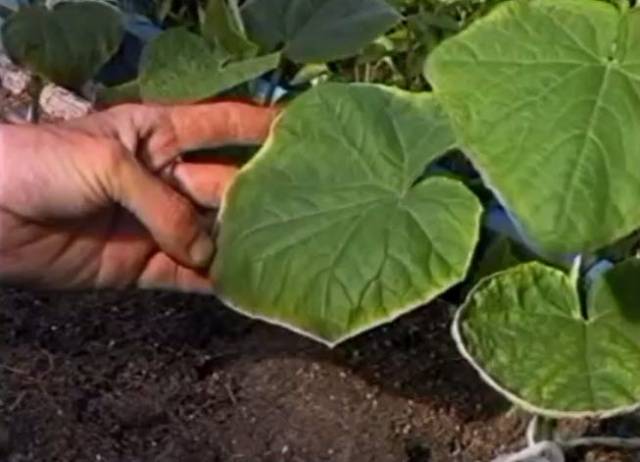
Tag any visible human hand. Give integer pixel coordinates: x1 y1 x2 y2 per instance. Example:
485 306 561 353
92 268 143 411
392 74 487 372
0 103 277 292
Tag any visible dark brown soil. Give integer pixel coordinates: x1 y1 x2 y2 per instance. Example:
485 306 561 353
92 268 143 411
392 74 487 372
0 288 637 462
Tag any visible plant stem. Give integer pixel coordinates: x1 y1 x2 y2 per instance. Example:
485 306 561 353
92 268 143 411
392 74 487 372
526 415 557 445
228 0 246 35
562 436 640 450
27 76 44 124
364 63 372 83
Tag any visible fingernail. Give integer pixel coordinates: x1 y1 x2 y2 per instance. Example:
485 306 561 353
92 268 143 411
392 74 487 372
190 233 214 267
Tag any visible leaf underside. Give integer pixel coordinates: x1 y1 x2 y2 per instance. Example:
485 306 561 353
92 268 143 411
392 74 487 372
427 0 640 253
241 0 402 63
213 83 482 345
456 260 640 417
140 28 279 103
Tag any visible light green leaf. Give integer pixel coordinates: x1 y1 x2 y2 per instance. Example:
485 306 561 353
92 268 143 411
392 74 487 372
455 260 640 417
202 0 257 59
213 83 482 345
241 0 402 63
290 63 330 86
1 3 123 90
97 79 141 106
426 0 640 253
139 28 279 103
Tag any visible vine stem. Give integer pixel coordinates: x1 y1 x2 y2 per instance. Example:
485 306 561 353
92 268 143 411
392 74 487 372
492 415 640 462
491 441 564 462
561 436 640 450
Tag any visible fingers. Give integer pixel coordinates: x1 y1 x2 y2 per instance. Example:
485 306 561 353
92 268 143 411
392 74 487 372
147 103 278 170
170 162 238 208
65 102 279 172
106 153 215 269
169 102 278 150
137 251 213 294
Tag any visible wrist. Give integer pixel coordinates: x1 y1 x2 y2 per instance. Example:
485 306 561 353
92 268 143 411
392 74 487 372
0 124 9 205
0 124 11 283
0 124 8 200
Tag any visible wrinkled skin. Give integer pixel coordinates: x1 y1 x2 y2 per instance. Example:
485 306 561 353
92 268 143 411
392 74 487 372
0 103 277 292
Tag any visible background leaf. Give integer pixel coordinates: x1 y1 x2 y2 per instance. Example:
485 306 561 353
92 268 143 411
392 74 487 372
213 83 482 345
241 0 402 63
455 260 640 417
201 0 257 60
427 0 640 253
139 27 279 103
96 79 141 106
1 2 124 89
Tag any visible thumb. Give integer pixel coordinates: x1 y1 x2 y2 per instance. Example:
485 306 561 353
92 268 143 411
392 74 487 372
106 152 214 268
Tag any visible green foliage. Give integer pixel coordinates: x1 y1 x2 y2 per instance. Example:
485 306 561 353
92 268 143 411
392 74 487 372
213 83 482 344
139 27 279 103
210 0 640 424
201 0 257 59
470 234 533 285
427 0 640 253
455 260 640 417
9 0 640 425
1 2 123 90
240 0 402 63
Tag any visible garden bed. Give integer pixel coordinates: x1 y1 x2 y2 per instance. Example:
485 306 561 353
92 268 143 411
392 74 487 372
0 288 636 462
2 14 640 458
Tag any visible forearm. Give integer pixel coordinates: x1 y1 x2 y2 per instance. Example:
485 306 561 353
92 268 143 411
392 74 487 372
0 123 14 282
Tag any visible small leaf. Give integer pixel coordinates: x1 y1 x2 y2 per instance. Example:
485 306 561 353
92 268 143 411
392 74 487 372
241 0 402 63
290 63 329 86
202 0 257 59
455 260 640 417
139 28 279 103
427 0 640 253
1 3 123 90
213 83 482 345
471 235 532 284
97 79 141 106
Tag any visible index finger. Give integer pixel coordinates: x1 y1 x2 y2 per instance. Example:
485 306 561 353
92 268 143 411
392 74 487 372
66 101 280 171
169 102 279 152
142 102 279 171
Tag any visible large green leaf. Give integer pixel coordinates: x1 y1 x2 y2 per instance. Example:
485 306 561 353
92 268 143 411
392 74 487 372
454 260 640 417
202 0 258 60
213 83 482 345
1 3 123 90
139 28 279 103
241 0 402 63
426 0 640 253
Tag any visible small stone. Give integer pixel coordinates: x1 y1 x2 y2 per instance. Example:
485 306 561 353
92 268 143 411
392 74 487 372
0 53 30 95
40 84 91 120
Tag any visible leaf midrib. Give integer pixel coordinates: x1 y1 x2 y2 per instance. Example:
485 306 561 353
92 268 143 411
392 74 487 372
555 62 613 233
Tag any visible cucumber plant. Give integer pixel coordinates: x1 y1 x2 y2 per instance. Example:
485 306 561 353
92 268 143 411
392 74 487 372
4 0 640 458
208 0 640 458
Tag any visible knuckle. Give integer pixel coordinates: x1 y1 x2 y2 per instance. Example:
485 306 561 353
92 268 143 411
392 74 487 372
107 103 143 117
167 193 197 233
